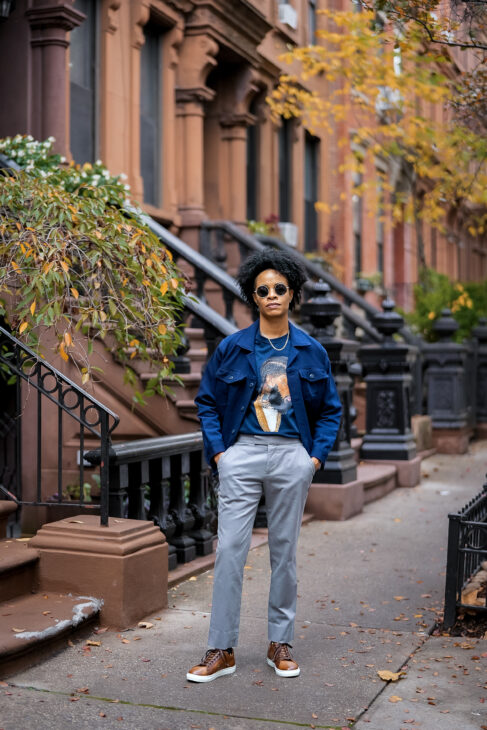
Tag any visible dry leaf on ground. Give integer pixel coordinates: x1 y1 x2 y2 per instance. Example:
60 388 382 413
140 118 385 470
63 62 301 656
377 670 405 682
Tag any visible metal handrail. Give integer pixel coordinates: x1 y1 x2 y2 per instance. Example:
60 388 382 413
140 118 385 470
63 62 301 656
132 208 243 302
0 326 119 526
85 432 203 465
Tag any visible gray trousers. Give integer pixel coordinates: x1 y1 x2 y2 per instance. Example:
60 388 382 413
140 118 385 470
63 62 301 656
208 434 315 649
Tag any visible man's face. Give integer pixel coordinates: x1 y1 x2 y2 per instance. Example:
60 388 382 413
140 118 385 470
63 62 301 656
252 269 293 319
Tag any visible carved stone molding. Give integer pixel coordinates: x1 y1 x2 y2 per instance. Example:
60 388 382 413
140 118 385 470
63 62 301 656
176 34 218 95
102 0 121 35
26 3 86 47
185 0 271 64
131 0 151 50
167 24 184 71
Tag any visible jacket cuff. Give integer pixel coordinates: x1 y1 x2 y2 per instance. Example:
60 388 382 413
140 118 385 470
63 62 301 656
209 440 226 463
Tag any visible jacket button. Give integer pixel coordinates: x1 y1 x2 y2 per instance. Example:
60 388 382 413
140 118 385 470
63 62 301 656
231 428 236 433
241 407 244 412
249 382 254 387
229 375 233 380
309 373 315 379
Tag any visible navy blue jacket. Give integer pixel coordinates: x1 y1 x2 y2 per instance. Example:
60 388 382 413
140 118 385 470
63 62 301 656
195 320 342 468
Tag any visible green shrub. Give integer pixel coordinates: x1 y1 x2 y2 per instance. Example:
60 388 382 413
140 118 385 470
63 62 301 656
404 267 487 342
0 136 186 403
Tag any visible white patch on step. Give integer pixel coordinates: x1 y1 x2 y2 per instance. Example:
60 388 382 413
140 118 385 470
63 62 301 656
13 597 104 641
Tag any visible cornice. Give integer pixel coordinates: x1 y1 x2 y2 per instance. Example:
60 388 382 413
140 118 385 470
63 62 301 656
185 0 272 64
26 4 86 31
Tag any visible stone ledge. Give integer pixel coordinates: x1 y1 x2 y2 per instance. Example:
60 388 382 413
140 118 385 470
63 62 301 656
363 454 421 489
305 480 364 521
29 515 168 629
432 427 473 454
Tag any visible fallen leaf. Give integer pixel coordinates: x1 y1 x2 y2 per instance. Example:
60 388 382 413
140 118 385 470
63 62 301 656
394 596 406 601
76 687 90 694
42 611 51 616
377 670 405 682
312 712 318 718
121 638 130 644
99 712 106 717
137 622 154 629
389 695 402 703
86 640 101 647
12 628 26 633
67 640 75 647
189 577 197 581
69 697 79 702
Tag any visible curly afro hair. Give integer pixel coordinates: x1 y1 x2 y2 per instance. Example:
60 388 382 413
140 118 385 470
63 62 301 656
236 248 307 311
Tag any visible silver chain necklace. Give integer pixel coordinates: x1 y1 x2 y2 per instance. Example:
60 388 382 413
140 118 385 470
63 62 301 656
266 331 290 352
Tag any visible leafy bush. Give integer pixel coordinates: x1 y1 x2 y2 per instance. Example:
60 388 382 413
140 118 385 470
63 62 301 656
404 267 487 342
0 136 186 402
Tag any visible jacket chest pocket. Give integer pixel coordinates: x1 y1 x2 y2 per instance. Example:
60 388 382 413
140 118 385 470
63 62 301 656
215 367 247 403
299 367 328 405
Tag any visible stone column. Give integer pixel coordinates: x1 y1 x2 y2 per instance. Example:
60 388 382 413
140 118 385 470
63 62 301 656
359 299 421 487
176 34 218 245
423 308 472 453
220 115 251 224
26 2 85 156
301 281 364 521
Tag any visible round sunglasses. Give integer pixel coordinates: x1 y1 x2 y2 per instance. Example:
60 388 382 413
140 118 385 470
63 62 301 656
254 283 290 298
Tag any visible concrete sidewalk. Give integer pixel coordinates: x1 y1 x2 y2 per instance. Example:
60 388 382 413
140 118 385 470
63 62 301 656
2 443 487 730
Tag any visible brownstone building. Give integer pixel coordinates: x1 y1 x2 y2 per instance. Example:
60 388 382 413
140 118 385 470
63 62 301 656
1 0 485 306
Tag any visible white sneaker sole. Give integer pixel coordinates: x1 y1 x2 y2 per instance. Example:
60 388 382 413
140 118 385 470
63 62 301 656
266 657 300 677
186 665 236 683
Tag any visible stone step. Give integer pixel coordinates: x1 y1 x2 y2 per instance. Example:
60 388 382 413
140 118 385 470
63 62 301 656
0 539 39 602
175 399 199 422
0 592 101 678
357 462 397 504
351 437 362 463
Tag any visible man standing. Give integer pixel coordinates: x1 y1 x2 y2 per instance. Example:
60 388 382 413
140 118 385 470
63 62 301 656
187 249 342 682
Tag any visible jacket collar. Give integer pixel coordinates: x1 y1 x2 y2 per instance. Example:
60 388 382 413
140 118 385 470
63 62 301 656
235 319 310 352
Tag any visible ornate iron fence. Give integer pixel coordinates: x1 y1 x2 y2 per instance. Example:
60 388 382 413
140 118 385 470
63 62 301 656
84 432 217 570
444 481 487 627
0 326 119 526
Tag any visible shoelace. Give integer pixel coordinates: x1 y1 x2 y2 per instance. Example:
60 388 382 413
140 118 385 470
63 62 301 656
272 643 293 663
200 648 224 667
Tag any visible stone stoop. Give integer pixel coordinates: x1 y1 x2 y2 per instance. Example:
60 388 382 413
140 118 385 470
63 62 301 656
0 538 101 678
0 592 101 679
357 463 397 504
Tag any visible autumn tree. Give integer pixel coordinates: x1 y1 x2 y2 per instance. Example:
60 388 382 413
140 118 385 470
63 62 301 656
269 7 487 269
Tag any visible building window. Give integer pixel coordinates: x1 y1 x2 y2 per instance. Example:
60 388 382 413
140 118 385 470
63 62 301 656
377 178 385 276
353 171 363 277
304 132 319 252
246 100 259 221
279 118 293 222
70 0 98 164
140 24 162 207
308 0 317 43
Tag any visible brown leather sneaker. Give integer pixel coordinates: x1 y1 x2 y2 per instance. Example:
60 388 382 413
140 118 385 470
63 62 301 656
267 642 300 677
186 648 236 683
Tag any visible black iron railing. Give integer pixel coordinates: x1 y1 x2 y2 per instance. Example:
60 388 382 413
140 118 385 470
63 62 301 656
444 482 487 627
84 432 216 569
200 220 384 343
0 326 119 526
